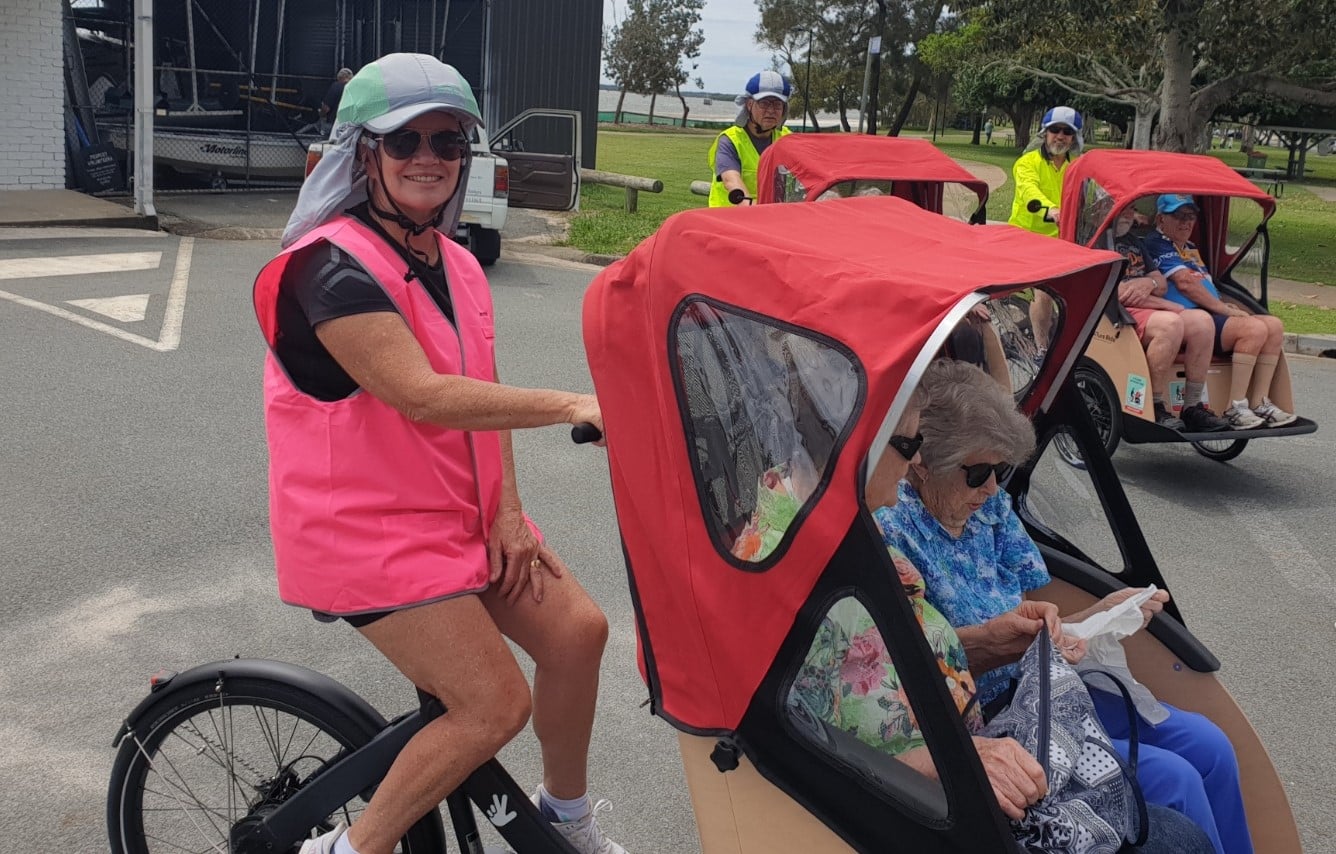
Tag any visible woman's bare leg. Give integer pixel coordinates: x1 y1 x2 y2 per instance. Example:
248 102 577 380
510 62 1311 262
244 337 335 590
482 554 609 800
348 595 532 854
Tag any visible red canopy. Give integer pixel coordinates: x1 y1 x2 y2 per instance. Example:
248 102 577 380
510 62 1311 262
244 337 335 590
583 196 1122 732
1059 150 1276 268
755 134 990 213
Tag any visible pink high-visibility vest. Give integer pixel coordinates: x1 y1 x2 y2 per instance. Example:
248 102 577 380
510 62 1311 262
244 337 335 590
253 216 528 614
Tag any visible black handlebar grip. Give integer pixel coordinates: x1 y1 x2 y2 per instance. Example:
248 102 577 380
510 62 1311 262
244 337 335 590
1026 199 1043 213
728 188 748 206
571 422 603 444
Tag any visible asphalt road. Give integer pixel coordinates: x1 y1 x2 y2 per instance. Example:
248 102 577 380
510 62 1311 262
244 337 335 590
0 229 1332 853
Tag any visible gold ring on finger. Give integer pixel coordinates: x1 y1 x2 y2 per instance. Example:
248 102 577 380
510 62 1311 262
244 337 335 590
531 558 541 569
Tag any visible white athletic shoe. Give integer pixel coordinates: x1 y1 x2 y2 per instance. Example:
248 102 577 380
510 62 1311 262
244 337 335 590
299 821 348 854
532 791 628 854
1252 396 1298 427
1224 399 1265 430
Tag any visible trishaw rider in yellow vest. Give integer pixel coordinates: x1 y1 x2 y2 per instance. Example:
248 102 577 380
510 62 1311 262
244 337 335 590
707 71 793 206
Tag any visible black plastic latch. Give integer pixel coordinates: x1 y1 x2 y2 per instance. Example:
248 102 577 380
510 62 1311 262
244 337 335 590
709 738 741 772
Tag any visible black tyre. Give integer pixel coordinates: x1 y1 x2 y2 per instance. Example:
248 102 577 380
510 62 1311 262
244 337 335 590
107 677 441 854
470 225 501 267
1071 359 1123 458
1192 437 1248 462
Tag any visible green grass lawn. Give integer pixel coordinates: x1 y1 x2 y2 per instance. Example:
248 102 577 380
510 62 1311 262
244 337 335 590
571 125 1335 331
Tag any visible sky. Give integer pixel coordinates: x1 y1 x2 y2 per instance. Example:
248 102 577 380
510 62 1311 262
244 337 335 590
602 0 785 95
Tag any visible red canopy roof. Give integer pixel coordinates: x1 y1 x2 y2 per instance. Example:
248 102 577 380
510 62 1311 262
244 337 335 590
755 134 990 211
1058 149 1276 247
583 196 1122 732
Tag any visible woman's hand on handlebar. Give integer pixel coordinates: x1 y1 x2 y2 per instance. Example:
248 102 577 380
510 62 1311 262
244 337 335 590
488 506 564 605
568 394 605 446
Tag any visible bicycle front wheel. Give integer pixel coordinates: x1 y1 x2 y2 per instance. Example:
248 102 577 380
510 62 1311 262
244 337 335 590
107 676 442 854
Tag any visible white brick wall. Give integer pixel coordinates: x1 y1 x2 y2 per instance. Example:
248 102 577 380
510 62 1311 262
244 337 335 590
0 0 66 189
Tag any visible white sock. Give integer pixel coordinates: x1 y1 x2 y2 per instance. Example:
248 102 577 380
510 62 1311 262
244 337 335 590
333 829 362 854
538 784 591 822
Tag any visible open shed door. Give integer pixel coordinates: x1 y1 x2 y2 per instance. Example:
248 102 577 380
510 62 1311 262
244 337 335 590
491 109 581 211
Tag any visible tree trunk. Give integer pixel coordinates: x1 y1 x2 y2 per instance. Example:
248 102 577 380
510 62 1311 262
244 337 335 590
807 106 821 132
885 73 922 137
1007 105 1036 149
649 93 657 126
837 92 852 132
1130 101 1156 150
676 84 689 128
1155 22 1196 152
615 88 627 124
971 114 981 146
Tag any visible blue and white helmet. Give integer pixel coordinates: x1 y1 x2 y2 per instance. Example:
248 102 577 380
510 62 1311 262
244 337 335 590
735 70 792 125
1040 106 1084 146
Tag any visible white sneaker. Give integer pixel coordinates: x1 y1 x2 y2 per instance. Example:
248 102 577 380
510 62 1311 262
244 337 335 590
299 821 348 854
532 790 628 854
1252 396 1298 427
1224 399 1265 430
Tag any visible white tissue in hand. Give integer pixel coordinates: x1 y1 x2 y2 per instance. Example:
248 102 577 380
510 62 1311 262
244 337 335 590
1064 586 1169 725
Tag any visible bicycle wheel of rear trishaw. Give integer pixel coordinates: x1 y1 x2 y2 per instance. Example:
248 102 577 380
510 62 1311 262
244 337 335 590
1191 437 1248 462
107 676 442 854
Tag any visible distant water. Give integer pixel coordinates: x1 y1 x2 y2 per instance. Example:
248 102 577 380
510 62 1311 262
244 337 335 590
598 89 860 127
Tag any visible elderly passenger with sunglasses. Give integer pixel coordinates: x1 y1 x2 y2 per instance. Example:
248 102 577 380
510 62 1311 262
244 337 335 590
876 359 1252 854
255 54 624 854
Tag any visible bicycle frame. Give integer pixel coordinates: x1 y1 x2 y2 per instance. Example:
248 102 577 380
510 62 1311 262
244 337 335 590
225 693 581 854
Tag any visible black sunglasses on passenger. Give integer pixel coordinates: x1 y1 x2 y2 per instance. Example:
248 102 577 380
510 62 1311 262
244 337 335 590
375 129 470 161
1047 126 1076 137
888 433 924 461
960 461 1014 488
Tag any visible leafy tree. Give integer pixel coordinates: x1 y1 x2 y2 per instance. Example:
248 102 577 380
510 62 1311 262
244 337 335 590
603 0 705 126
958 0 1336 152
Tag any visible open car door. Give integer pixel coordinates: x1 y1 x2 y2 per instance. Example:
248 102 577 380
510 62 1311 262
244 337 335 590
491 108 581 211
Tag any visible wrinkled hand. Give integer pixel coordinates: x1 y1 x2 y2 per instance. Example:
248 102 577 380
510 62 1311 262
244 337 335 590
488 505 563 604
981 600 1063 662
973 736 1048 820
1118 277 1155 306
1223 303 1251 318
569 393 606 447
967 304 992 325
1098 587 1169 630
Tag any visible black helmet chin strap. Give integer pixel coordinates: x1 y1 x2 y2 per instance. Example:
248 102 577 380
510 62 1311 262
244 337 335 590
367 146 449 240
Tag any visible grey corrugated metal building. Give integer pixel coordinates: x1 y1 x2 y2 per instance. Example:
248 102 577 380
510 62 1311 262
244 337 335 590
299 0 603 167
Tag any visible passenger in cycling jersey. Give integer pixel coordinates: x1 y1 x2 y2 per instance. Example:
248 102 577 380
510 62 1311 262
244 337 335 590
254 53 626 854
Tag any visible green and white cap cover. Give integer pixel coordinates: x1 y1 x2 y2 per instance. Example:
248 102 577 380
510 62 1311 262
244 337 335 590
282 53 484 248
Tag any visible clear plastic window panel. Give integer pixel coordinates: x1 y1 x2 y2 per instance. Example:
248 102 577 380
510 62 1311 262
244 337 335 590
674 301 860 563
777 166 808 202
946 291 1063 402
1025 430 1125 573
1222 199 1269 301
787 594 949 813
814 179 894 201
1076 179 1116 247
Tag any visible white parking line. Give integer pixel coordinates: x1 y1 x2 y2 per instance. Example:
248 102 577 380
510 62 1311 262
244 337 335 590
0 251 161 280
0 238 193 352
0 227 166 241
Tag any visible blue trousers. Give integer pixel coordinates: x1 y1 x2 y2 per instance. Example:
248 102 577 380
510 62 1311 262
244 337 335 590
1091 691 1253 854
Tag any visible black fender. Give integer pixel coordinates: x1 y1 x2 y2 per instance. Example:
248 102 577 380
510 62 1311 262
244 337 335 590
112 658 386 747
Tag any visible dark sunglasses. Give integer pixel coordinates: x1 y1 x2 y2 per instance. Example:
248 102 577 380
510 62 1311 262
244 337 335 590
960 461 1014 489
375 129 471 161
1047 126 1076 137
888 433 924 461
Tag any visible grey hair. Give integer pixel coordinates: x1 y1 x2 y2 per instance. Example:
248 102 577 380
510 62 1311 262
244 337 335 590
917 359 1035 477
897 383 928 433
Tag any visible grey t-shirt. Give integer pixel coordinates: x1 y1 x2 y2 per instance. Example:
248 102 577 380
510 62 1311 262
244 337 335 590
714 129 779 177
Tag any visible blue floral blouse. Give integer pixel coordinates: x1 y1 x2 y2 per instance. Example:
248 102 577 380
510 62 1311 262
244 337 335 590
875 481 1050 706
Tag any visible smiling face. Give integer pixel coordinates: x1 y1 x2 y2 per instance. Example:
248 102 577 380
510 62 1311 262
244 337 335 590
1157 207 1198 245
364 110 465 222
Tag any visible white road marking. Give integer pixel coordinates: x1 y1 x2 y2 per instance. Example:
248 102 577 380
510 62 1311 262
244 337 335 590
0 251 161 280
0 227 166 241
0 237 193 352
66 293 150 322
1227 497 1336 605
